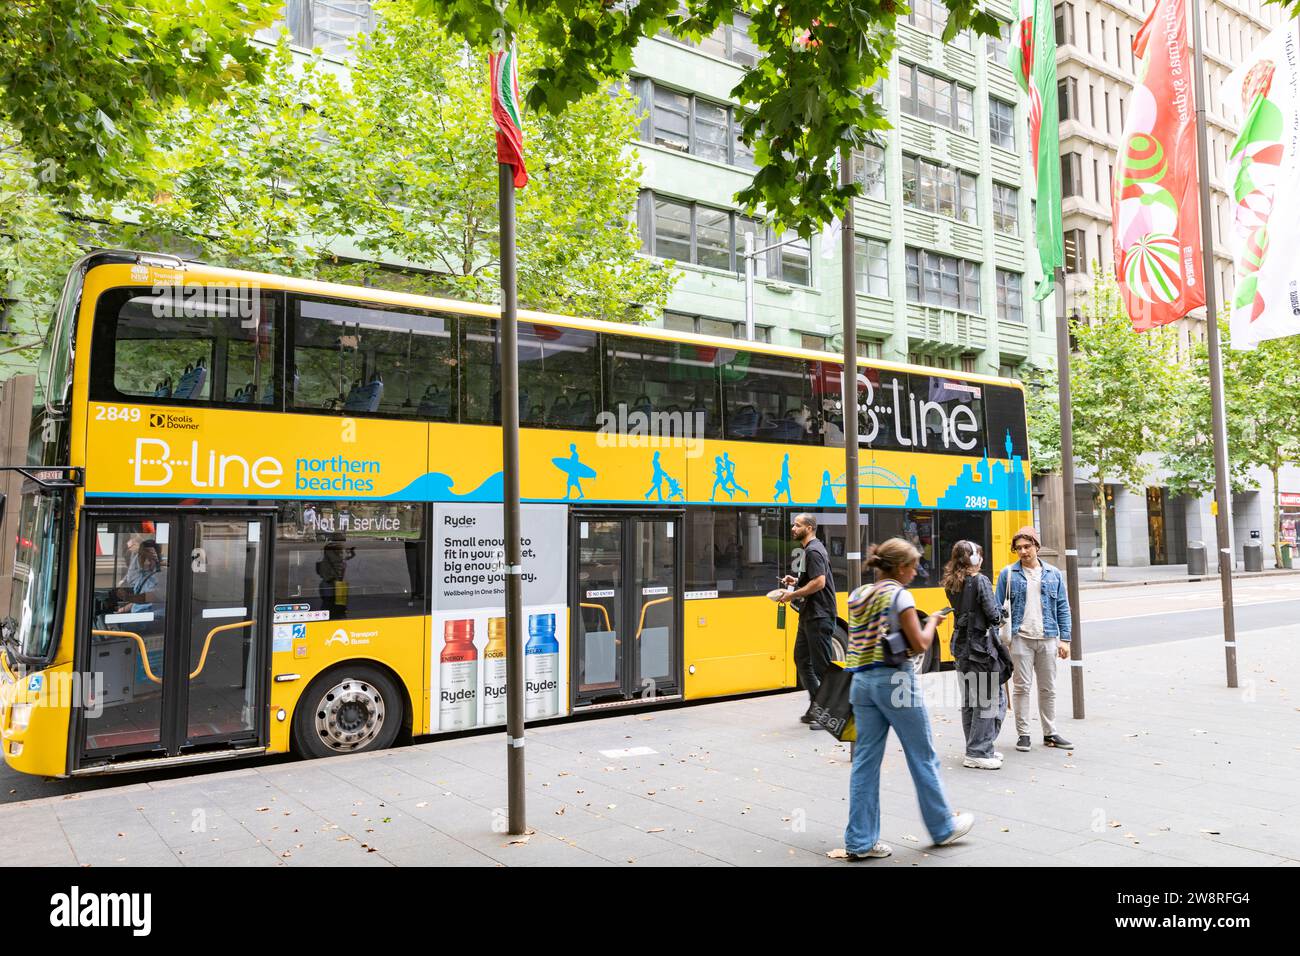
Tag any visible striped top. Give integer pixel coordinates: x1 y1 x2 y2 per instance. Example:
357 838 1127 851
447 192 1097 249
844 581 905 671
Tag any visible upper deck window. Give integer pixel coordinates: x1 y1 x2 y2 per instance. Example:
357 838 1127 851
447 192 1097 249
90 286 279 407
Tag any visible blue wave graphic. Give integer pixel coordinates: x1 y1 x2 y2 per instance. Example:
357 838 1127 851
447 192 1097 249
380 471 504 502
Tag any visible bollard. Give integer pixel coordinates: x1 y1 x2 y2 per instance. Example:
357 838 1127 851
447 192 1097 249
1187 541 1207 576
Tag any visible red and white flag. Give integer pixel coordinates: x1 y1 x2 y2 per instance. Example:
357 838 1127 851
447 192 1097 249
489 44 528 189
1112 0 1204 331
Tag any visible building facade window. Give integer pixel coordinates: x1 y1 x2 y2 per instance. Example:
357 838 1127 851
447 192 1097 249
854 236 890 296
1061 152 1084 197
851 143 887 200
908 352 955 370
258 0 375 56
639 193 801 278
900 63 975 135
657 9 759 67
800 332 828 352
905 248 981 313
859 339 884 360
636 80 757 169
907 0 947 35
1058 76 1079 121
1055 2 1075 46
992 182 1020 235
1064 228 1088 273
664 311 772 342
986 19 1013 63
989 97 1016 149
996 270 1024 323
902 154 978 224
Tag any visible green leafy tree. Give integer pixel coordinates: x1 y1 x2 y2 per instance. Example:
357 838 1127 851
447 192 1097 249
414 0 1000 238
0 127 97 371
331 1 675 319
0 0 276 200
1165 327 1300 565
1070 276 1181 579
1021 363 1061 478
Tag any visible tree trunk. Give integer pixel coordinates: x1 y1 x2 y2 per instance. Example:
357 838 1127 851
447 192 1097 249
1096 480 1108 582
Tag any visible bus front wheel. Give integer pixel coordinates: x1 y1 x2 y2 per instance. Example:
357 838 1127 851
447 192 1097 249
293 664 403 759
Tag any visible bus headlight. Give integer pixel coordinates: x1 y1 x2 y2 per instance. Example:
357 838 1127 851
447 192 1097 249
10 703 32 731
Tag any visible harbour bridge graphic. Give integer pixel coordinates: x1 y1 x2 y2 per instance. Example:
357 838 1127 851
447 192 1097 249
816 463 921 507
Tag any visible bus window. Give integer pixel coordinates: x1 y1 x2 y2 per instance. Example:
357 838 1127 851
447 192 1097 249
859 367 913 452
462 318 601 430
685 507 783 596
984 383 1029 459
603 336 722 440
908 374 985 455
904 509 937 588
90 286 278 406
937 510 993 584
291 297 457 419
719 352 822 444
275 501 426 618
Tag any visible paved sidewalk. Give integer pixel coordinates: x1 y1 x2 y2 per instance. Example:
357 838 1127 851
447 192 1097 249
1078 563 1300 589
2 626 1297 867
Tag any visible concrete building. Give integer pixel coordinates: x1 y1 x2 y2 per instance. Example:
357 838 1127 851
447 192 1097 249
1052 0 1298 570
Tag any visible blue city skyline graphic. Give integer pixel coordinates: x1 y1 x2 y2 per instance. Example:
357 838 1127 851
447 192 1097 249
372 430 1029 511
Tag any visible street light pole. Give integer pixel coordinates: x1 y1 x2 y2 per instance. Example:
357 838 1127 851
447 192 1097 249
840 146 861 594
1054 267 1085 718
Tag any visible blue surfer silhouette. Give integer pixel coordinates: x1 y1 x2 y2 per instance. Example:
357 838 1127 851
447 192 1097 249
773 453 793 504
552 443 596 500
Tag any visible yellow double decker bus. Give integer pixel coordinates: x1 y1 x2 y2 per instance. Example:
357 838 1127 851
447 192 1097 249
1 251 1031 777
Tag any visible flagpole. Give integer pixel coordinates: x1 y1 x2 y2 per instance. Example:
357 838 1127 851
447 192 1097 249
1054 268 1085 718
499 161 528 831
840 146 861 595
1188 0 1239 687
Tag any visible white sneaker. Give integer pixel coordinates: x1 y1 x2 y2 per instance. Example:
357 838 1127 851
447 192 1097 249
936 812 975 846
994 751 1004 759
846 842 893 860
962 755 1003 770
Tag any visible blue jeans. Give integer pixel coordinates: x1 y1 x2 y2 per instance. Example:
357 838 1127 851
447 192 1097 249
844 667 957 853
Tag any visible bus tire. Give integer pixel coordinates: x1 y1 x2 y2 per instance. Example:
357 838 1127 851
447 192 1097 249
831 621 847 663
292 664 403 759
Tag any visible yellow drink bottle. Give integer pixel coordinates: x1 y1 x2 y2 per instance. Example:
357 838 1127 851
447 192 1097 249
483 617 508 726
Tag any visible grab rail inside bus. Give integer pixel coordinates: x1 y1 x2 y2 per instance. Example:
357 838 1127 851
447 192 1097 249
190 620 254 680
579 603 612 632
634 597 673 641
91 629 161 684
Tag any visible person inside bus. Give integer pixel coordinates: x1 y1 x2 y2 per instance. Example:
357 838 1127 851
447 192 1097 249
114 539 164 614
317 534 355 618
841 538 972 860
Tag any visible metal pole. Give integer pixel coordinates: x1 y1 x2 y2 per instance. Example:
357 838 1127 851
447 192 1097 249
499 163 527 832
1054 267 1084 718
840 147 861 593
744 230 755 341
1188 0 1238 686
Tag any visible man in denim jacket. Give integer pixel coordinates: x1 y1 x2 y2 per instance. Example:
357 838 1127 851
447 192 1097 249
995 526 1074 752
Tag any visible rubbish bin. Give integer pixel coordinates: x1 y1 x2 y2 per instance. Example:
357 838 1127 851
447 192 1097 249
1283 543 1293 570
1187 541 1207 576
1244 542 1264 572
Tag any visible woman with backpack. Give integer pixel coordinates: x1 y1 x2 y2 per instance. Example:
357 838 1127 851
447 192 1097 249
841 538 974 861
942 540 1011 770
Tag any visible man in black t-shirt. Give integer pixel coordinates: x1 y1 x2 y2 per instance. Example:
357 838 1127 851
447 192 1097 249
778 513 838 725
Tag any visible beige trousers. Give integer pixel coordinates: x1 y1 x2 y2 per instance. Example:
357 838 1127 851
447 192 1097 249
1010 634 1058 737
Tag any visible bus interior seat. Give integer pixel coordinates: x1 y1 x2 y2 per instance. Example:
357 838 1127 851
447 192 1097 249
153 378 173 399
173 361 207 400
568 390 594 427
633 394 653 418
417 384 451 418
549 395 571 427
344 375 384 413
727 403 759 437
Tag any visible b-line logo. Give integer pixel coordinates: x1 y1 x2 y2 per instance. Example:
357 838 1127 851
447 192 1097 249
49 886 151 936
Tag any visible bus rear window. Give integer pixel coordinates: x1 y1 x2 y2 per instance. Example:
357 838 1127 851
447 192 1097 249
89 286 279 407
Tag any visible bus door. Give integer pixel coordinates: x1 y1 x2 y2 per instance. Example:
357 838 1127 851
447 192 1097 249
571 512 682 708
78 512 272 765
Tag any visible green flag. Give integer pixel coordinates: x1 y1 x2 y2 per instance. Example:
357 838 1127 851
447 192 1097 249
1010 0 1064 300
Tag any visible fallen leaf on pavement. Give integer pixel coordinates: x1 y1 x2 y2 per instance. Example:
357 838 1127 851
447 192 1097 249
1200 828 1221 835
827 848 849 859
1109 820 1122 828
647 827 665 833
